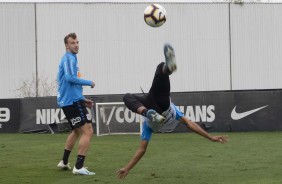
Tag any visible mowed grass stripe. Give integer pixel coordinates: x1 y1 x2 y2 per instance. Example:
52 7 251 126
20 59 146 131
0 132 282 184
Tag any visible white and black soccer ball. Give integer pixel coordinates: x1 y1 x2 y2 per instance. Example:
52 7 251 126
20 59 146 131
144 4 167 28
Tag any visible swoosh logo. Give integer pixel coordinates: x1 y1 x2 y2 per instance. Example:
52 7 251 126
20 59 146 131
231 105 268 120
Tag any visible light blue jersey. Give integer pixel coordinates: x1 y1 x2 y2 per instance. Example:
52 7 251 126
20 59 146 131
57 52 92 107
141 103 184 141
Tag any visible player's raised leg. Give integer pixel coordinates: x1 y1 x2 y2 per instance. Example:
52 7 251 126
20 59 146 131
163 43 177 74
148 43 177 112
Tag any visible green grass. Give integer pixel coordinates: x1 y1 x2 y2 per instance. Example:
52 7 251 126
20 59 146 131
0 132 282 184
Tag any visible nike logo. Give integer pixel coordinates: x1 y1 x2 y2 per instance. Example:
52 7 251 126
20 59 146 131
231 105 268 120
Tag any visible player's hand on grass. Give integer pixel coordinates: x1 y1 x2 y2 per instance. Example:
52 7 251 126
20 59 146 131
116 168 129 179
84 99 94 108
210 135 229 143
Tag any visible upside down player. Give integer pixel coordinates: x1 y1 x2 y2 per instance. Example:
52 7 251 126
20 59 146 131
116 44 229 179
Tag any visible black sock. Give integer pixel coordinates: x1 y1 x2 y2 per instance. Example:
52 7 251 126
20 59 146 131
75 155 85 169
141 109 148 117
62 149 71 165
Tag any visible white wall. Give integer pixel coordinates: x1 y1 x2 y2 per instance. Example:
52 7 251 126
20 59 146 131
35 3 231 96
0 4 36 98
170 4 230 92
1 3 282 99
231 3 282 90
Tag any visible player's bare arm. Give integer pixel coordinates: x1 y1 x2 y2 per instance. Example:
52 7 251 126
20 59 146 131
116 140 149 179
181 116 228 143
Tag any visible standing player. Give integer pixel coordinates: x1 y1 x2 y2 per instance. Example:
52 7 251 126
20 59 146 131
57 33 95 175
116 44 228 179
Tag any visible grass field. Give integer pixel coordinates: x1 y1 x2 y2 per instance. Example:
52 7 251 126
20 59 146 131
0 132 282 184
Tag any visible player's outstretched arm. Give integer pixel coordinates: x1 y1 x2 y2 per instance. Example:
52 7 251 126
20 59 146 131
116 140 149 179
181 116 228 143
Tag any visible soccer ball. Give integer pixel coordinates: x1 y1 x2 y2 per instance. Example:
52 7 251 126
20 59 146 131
144 4 167 28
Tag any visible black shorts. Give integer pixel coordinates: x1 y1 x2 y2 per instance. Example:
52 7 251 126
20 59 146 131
62 100 92 130
123 93 167 114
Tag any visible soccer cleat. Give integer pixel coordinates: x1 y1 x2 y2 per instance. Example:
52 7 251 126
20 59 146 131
57 160 71 170
146 109 165 124
72 166 96 175
164 43 177 73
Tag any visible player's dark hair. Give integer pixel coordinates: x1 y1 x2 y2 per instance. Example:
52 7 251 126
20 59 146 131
64 33 77 44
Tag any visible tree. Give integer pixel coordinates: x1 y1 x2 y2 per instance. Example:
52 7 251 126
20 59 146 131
15 73 57 98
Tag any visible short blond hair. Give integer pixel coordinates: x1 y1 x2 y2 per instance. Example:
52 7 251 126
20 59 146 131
64 33 77 44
